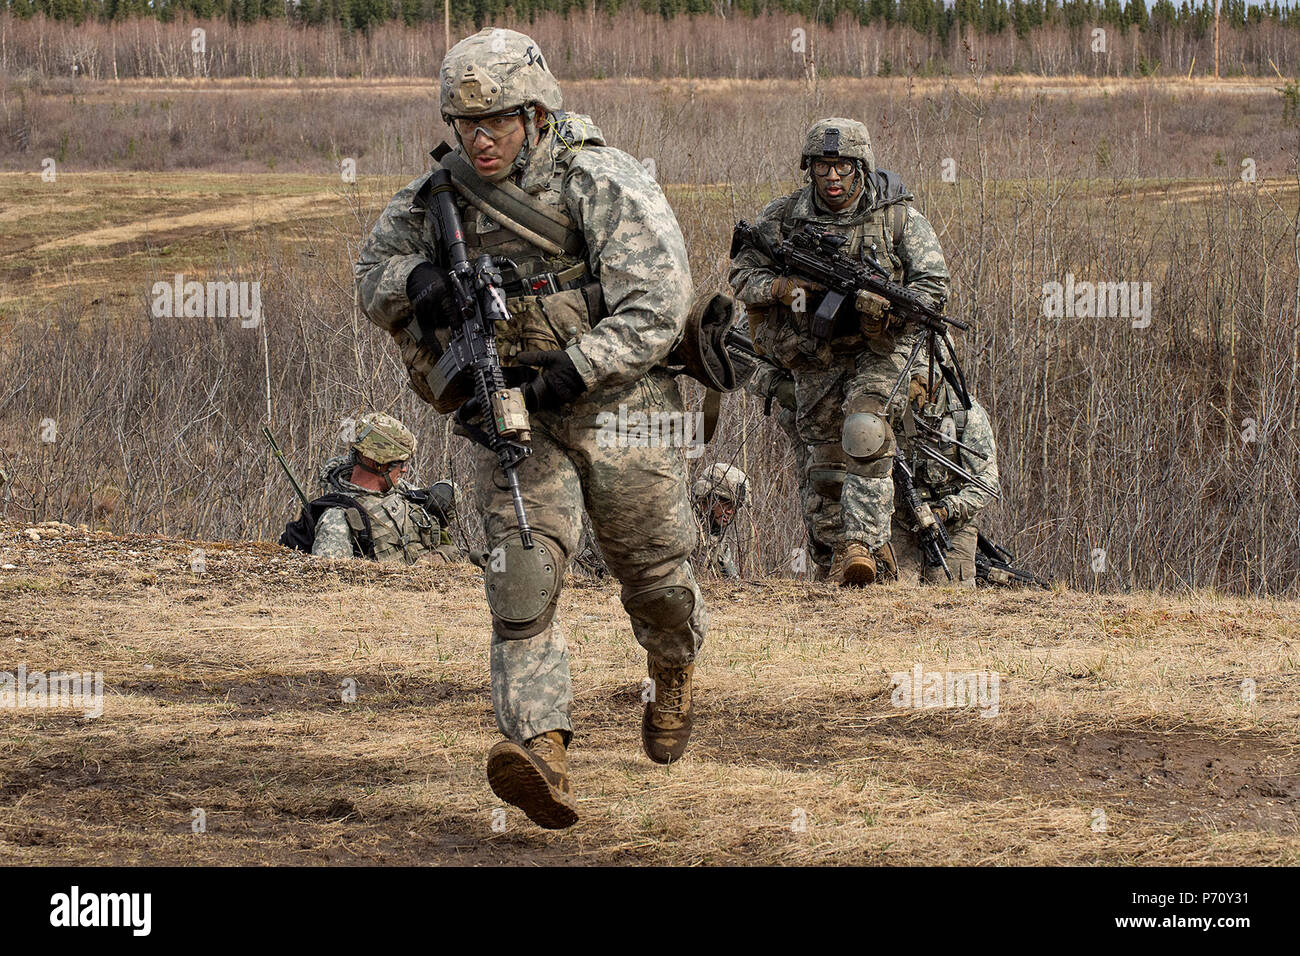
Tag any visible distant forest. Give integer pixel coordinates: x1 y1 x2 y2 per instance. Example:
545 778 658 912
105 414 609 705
6 2 1300 78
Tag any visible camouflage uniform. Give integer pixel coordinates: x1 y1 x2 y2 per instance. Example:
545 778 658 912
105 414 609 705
311 456 463 564
355 29 707 747
729 119 950 563
691 463 749 579
736 349 831 574
892 380 1000 586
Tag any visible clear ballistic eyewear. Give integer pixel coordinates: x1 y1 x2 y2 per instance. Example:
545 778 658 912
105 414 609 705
451 110 525 141
811 159 856 177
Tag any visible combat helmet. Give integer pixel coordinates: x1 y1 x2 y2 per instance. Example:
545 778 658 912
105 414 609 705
351 412 416 467
800 117 875 176
440 28 562 121
692 463 750 508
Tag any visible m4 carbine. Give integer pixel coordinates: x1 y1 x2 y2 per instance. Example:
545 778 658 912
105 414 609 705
421 168 534 548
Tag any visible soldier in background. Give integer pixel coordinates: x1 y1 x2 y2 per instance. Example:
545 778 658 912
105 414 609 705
308 412 463 565
891 376 1000 586
692 463 749 579
354 28 709 829
730 118 950 587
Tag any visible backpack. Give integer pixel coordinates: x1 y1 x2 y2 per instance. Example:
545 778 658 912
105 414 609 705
279 493 377 559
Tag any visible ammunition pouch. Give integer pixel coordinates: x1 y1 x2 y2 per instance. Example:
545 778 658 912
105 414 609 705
668 291 752 393
497 270 603 363
484 532 563 640
808 443 847 501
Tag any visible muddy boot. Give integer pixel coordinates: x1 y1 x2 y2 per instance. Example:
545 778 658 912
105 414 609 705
839 543 877 587
486 731 578 830
875 542 898 582
642 658 695 764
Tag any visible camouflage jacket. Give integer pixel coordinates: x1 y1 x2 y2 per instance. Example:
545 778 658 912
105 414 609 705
728 173 949 364
354 113 693 393
897 389 1000 528
311 458 460 564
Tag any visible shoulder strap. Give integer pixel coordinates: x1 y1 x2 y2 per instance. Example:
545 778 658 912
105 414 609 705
429 144 584 257
314 493 376 560
892 203 907 251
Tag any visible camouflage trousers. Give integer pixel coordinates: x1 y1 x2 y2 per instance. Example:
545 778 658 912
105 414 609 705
890 517 978 587
793 329 923 553
473 369 708 745
772 403 832 573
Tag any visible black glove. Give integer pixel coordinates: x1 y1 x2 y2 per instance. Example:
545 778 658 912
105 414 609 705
406 262 455 330
515 349 588 412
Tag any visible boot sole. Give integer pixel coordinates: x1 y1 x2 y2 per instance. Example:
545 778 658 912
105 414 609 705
841 560 877 587
486 744 579 830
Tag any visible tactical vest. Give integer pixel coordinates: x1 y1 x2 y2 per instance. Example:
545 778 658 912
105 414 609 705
423 136 604 367
342 489 443 564
773 172 911 356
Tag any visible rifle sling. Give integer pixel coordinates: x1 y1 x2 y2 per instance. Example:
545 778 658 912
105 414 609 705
432 147 584 258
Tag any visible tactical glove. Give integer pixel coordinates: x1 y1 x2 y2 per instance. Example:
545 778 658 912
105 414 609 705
770 276 824 311
932 503 950 525
515 349 589 412
406 262 456 330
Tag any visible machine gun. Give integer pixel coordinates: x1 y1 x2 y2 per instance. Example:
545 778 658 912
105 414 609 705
422 168 534 549
975 533 1050 589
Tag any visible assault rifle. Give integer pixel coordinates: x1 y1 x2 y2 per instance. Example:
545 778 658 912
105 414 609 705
422 168 535 549
731 220 972 411
975 533 1050 589
893 450 953 580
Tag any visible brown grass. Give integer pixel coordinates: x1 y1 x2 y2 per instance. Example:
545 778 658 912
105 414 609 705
0 522 1295 864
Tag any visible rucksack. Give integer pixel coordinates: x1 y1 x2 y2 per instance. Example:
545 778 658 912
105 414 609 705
279 493 377 559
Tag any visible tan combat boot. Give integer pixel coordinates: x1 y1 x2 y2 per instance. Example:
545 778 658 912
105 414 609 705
642 658 695 764
838 543 877 587
486 731 578 830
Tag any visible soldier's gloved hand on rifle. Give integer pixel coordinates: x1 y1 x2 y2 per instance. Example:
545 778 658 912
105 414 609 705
932 503 950 524
406 261 456 329
514 350 589 412
769 276 824 309
855 289 892 337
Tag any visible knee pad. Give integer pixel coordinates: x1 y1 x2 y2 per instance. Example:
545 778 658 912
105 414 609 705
622 567 697 632
807 443 847 501
842 407 896 479
484 532 563 640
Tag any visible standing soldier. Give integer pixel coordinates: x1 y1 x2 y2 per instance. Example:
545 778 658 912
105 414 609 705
354 28 708 829
892 376 1000 586
692 463 750 579
301 412 462 565
729 118 950 586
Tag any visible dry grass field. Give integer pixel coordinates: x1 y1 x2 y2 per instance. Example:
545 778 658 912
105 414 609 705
1 521 1296 865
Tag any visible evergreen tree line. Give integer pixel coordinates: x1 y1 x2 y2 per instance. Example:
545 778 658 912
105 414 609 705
6 0 1300 37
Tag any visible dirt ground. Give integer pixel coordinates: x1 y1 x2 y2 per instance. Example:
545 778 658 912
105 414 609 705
0 521 1295 865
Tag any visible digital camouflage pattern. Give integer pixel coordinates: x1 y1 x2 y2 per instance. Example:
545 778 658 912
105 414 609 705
691 463 749 504
729 120 950 556
440 28 564 119
311 456 462 564
739 350 831 573
355 33 706 745
477 371 707 743
892 380 1000 586
691 463 748 579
